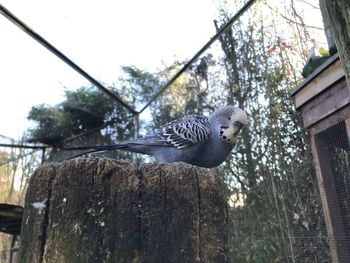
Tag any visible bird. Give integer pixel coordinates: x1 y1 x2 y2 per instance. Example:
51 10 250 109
73 106 247 168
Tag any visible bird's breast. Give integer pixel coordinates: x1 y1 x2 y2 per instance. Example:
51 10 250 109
189 139 233 168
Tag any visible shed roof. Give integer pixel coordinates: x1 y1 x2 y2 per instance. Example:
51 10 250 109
291 53 340 97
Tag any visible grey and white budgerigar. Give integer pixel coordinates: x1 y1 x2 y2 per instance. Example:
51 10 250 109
79 106 247 168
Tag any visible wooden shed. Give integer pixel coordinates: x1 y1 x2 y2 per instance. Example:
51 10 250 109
291 53 350 263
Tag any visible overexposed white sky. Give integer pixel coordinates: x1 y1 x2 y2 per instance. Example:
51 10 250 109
0 0 218 140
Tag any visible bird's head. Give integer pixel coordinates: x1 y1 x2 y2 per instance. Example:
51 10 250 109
209 106 247 144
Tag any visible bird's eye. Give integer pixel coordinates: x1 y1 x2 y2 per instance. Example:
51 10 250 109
234 121 243 128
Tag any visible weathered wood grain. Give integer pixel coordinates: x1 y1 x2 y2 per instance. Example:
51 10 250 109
19 158 228 263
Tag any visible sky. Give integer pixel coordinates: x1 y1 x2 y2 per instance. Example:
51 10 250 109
0 0 219 140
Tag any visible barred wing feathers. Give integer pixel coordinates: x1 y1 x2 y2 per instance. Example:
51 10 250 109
154 115 212 149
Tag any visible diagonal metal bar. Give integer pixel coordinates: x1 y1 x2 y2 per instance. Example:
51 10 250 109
0 4 137 115
137 0 257 114
0 143 46 149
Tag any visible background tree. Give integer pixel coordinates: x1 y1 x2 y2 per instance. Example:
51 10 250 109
27 86 123 145
0 135 40 262
27 86 135 160
319 0 350 89
212 1 329 262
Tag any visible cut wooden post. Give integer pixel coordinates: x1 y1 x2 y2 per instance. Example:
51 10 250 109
18 158 228 263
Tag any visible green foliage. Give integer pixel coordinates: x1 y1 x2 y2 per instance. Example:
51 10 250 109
27 86 120 145
147 55 216 128
27 104 66 144
62 88 115 131
119 65 162 108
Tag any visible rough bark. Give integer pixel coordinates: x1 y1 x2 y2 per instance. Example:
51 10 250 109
19 158 228 263
319 0 350 90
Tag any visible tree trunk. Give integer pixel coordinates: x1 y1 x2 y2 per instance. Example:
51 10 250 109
19 158 228 263
319 0 350 90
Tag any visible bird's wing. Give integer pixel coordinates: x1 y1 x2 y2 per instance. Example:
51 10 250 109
151 115 212 149
66 115 212 159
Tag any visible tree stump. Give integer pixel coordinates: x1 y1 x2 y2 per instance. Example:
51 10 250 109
18 158 228 263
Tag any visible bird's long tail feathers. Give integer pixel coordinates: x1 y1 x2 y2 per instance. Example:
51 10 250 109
66 142 156 159
66 143 132 159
